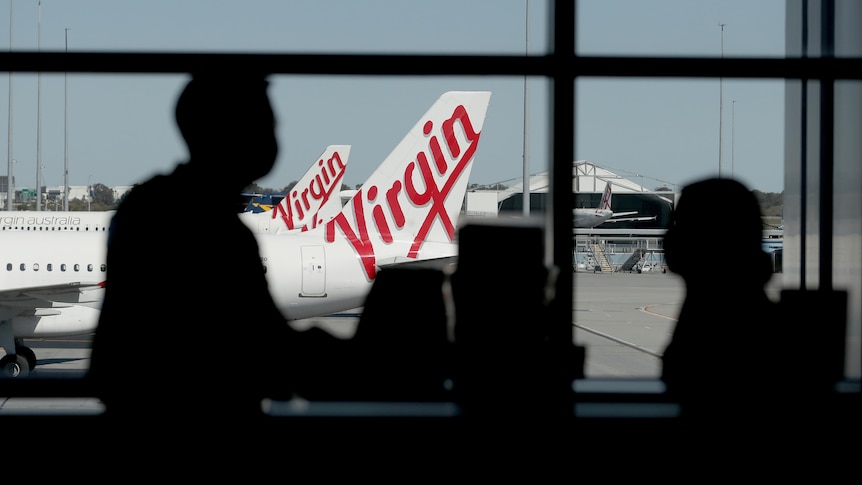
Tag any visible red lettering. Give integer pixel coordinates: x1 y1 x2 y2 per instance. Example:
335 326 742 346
386 180 405 228
326 190 377 280
372 206 392 243
442 105 479 158
424 120 448 174
326 152 345 182
293 197 306 224
271 151 348 232
318 158 331 185
272 203 294 230
309 176 325 202
366 185 391 243
406 104 480 257
325 106 480 278
404 155 451 258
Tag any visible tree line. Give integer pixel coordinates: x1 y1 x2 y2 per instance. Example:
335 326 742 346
47 180 784 221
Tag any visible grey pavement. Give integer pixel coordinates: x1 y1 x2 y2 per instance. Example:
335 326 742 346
1 269 786 413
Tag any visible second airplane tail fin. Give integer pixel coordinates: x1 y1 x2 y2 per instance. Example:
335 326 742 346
277 144 351 232
241 145 350 234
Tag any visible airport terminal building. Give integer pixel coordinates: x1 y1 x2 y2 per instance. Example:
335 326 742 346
466 160 676 230
465 161 677 272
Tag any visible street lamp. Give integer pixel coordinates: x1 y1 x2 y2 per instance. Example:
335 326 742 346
64 27 70 211
9 158 16 210
732 100 736 178
718 22 726 178
87 174 93 212
39 164 45 210
36 0 43 211
6 1 14 212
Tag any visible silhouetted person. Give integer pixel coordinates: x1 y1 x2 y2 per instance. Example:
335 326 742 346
87 74 332 442
661 177 781 428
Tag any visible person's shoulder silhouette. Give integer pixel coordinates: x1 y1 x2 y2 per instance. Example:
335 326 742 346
660 177 779 417
88 74 302 430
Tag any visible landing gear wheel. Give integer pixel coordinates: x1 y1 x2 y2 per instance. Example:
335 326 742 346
0 354 30 378
16 346 37 372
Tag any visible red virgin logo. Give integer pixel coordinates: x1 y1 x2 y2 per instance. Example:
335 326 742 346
325 104 481 280
271 151 347 231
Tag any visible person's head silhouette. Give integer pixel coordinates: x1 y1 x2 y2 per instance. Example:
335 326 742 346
664 177 771 287
174 74 278 190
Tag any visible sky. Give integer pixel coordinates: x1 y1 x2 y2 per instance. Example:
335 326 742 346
1 0 786 196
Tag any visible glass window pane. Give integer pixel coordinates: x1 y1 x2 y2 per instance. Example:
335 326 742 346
9 1 551 56
577 0 785 58
574 77 785 378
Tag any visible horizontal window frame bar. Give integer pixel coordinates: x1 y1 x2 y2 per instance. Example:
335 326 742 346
1 52 860 80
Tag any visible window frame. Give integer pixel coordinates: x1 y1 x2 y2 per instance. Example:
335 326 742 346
0 0 858 408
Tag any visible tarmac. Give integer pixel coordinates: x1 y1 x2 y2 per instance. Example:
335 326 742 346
1 269 787 415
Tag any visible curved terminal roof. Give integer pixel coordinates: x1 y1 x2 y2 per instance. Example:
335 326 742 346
494 160 676 203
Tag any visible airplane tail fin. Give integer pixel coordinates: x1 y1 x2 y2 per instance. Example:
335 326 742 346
324 91 492 280
599 183 612 211
244 145 350 234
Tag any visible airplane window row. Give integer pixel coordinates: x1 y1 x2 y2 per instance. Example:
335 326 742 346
0 226 107 231
5 262 107 273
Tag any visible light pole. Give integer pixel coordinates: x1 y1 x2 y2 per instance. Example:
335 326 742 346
731 100 736 178
718 22 726 178
64 27 70 211
7 0 14 212
10 158 16 210
522 0 530 216
87 174 93 212
521 0 530 217
36 0 42 211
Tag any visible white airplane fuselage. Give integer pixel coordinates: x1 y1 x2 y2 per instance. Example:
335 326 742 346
0 211 114 233
0 91 491 379
572 209 614 228
0 231 106 338
0 226 457 340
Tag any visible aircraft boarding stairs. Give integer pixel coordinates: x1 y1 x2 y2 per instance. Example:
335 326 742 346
587 246 656 273
618 249 647 272
590 243 613 273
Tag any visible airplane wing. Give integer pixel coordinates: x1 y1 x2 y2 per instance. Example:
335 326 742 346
603 214 658 223
376 255 459 272
0 282 105 307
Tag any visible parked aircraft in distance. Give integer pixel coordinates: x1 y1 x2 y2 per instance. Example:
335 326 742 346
0 145 351 235
0 91 491 377
573 183 656 228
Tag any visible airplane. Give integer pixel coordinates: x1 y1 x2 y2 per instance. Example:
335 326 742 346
573 183 656 228
0 144 349 377
0 209 114 232
0 144 351 235
0 90 492 377
241 193 280 213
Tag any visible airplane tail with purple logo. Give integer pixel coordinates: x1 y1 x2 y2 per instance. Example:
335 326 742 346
598 183 612 212
322 91 492 281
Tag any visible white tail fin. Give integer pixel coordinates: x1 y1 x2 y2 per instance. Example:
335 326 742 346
323 91 492 281
598 183 612 211
242 145 350 234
